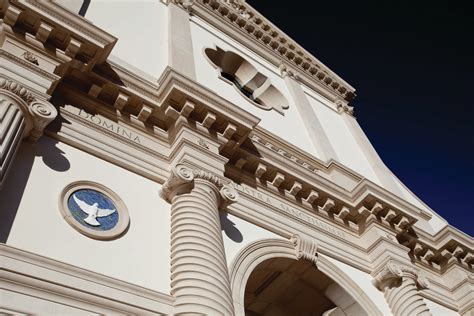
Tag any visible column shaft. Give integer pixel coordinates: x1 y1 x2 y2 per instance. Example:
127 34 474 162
170 178 234 315
0 98 26 187
385 277 431 316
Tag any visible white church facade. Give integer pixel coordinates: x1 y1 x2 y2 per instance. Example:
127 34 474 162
0 0 472 314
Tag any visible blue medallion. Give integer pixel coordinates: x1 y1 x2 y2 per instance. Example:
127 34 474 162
67 189 119 231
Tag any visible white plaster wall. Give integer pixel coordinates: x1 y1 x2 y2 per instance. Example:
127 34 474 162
190 18 318 157
84 0 168 80
424 298 458 315
322 254 392 316
2 137 171 294
221 213 279 265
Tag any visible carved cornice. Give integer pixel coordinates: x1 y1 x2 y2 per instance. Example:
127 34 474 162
373 260 430 291
336 100 354 116
193 0 356 103
290 234 318 265
160 164 238 206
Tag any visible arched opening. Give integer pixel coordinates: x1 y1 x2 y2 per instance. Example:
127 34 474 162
244 257 365 316
229 238 382 316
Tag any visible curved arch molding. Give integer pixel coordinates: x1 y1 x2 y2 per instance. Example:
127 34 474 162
228 237 383 316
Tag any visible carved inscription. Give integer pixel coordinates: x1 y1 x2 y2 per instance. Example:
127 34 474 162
231 183 346 239
77 109 141 143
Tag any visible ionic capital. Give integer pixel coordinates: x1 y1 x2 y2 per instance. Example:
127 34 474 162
0 78 57 142
290 234 318 265
372 260 429 291
160 164 238 206
28 100 58 142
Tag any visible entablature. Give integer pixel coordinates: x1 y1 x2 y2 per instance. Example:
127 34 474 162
4 0 117 69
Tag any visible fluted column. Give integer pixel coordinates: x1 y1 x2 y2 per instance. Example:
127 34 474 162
160 164 238 315
0 79 57 188
373 261 431 316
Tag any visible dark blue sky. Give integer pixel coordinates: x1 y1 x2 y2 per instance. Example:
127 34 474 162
247 0 474 236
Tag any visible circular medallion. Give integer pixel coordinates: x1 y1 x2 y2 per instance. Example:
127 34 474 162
59 181 130 240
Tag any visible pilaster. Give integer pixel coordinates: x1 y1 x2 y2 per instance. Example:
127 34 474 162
160 164 237 315
168 1 197 80
280 63 338 162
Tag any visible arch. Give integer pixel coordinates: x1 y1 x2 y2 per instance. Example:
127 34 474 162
228 238 382 316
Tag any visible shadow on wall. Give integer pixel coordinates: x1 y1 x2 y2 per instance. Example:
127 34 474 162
0 137 70 243
220 211 243 243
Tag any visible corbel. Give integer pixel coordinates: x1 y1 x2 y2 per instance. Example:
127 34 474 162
255 162 267 178
304 190 319 204
35 21 54 43
288 181 302 196
180 100 195 117
222 122 237 139
137 104 153 122
113 92 129 111
271 172 285 188
201 112 216 129
88 84 102 98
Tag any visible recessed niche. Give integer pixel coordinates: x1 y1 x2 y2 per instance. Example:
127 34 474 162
205 47 289 115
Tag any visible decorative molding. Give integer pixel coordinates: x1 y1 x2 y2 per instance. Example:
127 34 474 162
0 78 35 105
228 238 383 316
193 0 356 103
336 99 354 116
22 51 39 65
58 181 130 240
290 234 318 265
373 260 430 291
160 164 238 207
28 99 58 142
373 260 432 315
1 244 174 314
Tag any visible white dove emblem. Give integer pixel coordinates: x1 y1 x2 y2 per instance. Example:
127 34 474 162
72 194 116 227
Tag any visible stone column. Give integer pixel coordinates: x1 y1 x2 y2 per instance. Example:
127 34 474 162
160 164 238 315
0 79 57 188
373 261 431 316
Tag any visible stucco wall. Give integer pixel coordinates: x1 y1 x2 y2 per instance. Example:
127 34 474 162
84 0 169 80
1 137 171 294
190 17 319 157
222 212 279 265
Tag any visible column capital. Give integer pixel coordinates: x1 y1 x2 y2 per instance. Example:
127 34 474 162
372 260 430 291
0 78 57 142
160 164 238 206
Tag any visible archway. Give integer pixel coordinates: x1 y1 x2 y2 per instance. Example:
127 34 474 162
229 238 382 316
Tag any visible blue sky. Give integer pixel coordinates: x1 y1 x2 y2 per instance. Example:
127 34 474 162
248 0 474 236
